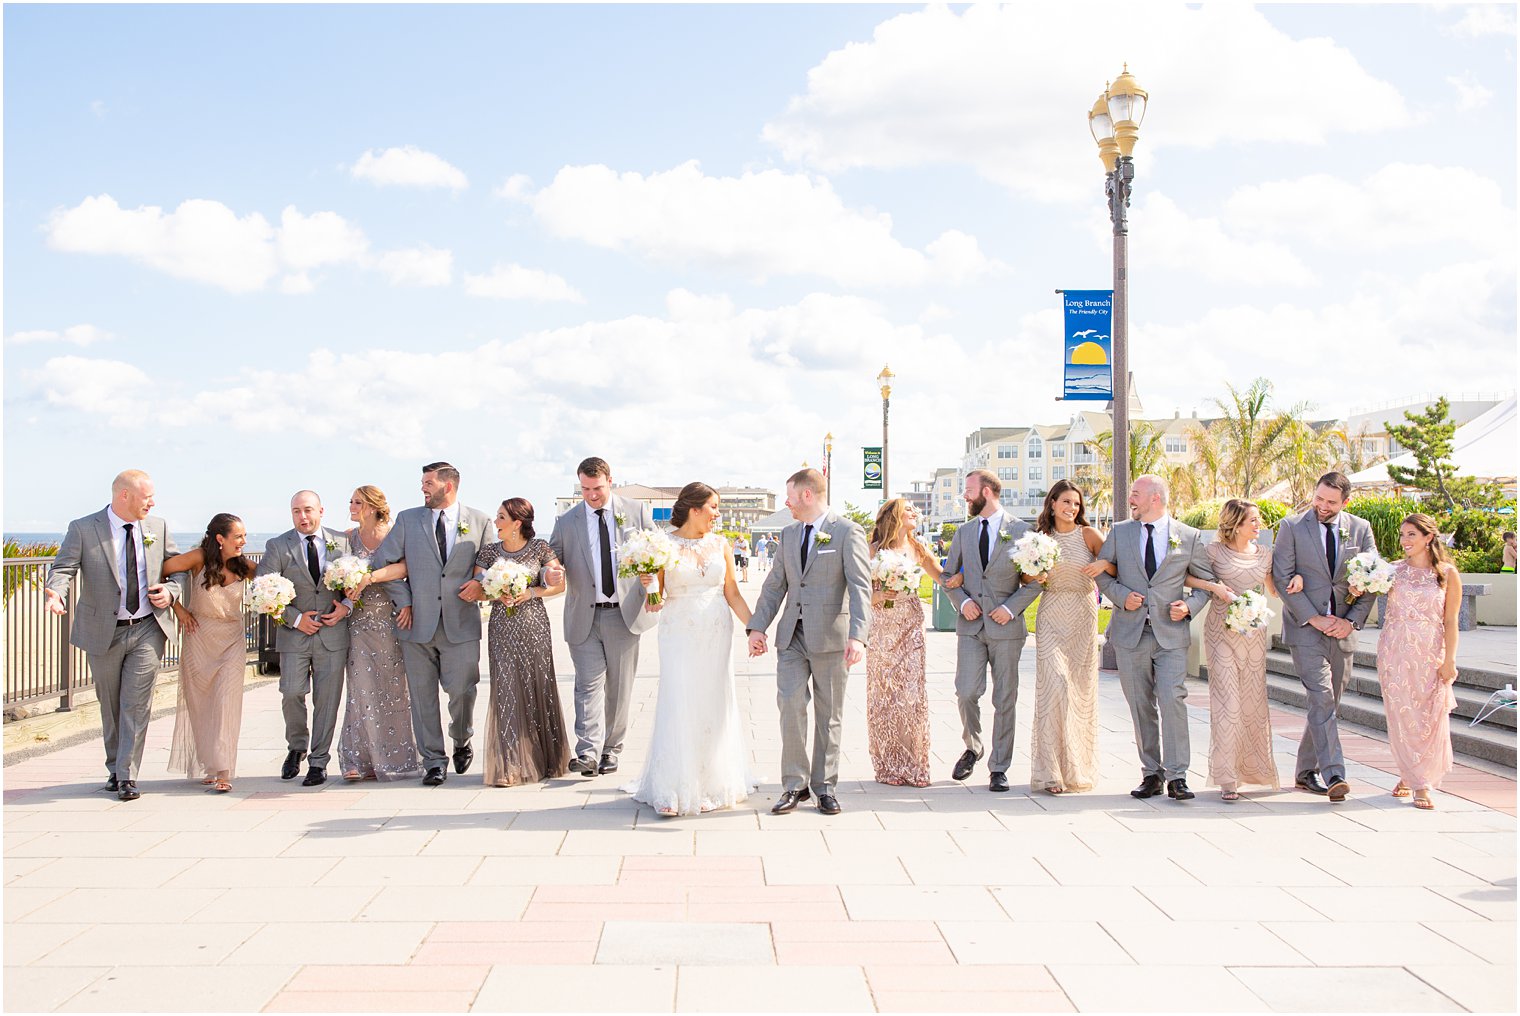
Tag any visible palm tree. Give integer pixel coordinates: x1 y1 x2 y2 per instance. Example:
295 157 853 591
1278 419 1335 506
1327 421 1385 475
1212 378 1305 497
1186 421 1224 500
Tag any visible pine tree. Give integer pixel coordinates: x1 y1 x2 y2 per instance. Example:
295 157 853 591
1384 397 1458 510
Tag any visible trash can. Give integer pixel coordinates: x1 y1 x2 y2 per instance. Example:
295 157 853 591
932 584 959 632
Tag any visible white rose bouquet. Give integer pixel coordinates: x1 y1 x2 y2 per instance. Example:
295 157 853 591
1009 531 1061 577
1224 589 1274 634
870 549 924 609
250 574 297 625
1345 551 1396 604
322 555 370 608
481 558 536 616
617 529 678 606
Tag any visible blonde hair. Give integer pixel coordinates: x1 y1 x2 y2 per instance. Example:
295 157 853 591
1402 512 1453 587
352 485 391 523
870 498 910 553
1217 498 1255 542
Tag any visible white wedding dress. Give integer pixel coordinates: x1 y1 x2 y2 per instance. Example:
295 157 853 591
626 532 755 814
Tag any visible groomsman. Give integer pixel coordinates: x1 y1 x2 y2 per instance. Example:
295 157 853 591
1272 471 1377 804
372 462 495 786
1096 474 1214 802
941 469 1042 792
747 468 872 816
44 470 184 801
254 491 352 786
546 456 659 777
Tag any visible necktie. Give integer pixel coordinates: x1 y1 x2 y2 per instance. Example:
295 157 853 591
978 519 990 569
596 508 615 597
306 535 322 585
435 511 449 561
1144 523 1158 580
123 524 140 615
1323 521 1336 573
801 524 813 571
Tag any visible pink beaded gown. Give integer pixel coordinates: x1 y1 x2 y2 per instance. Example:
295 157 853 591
1201 542 1280 791
1376 562 1456 791
866 545 931 787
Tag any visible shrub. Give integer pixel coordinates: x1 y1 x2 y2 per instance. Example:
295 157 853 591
3 540 60 605
1255 499 1290 530
1442 506 1503 554
1178 498 1227 530
1345 495 1423 559
1453 547 1504 573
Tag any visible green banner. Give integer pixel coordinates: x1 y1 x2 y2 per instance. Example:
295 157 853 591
862 447 883 489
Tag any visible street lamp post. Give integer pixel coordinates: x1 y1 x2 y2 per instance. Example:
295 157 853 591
1088 65 1147 520
824 432 834 503
877 365 894 502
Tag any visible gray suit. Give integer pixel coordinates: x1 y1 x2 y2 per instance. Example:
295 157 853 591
254 527 352 769
1272 510 1377 783
371 503 496 767
1096 517 1214 781
943 514 1043 774
548 495 658 761
747 509 872 795
45 508 183 781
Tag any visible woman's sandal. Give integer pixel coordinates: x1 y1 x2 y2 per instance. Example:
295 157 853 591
200 778 216 786
212 778 232 793
1413 792 1435 810
1220 790 1242 803
1391 782 1412 798
1045 786 1064 796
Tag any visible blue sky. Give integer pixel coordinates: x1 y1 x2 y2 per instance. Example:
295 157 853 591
5 3 1515 535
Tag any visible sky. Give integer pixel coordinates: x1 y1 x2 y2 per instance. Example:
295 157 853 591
4 2 1516 536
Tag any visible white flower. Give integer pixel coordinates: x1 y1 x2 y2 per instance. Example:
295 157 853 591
1339 523 1350 540
457 522 470 536
1008 531 1061 576
618 528 679 605
1168 533 1181 549
1345 551 1396 602
141 532 156 548
1224 589 1274 634
814 531 832 545
325 538 339 553
615 512 627 527
870 549 924 608
322 555 370 607
998 530 1013 543
249 574 297 625
481 558 536 616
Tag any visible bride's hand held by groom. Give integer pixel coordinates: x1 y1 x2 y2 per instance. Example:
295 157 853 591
747 631 768 657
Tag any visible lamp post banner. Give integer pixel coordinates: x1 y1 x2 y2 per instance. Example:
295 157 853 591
1061 289 1113 401
862 447 883 489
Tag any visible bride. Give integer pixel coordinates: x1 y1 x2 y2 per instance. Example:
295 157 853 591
625 481 756 816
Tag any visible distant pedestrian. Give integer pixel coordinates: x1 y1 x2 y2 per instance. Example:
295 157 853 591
733 535 750 582
1502 531 1516 573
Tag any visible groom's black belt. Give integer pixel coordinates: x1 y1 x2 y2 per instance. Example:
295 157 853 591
592 602 620 610
116 615 154 628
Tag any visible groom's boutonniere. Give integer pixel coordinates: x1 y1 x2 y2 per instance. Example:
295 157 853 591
615 512 627 527
457 522 470 537
1338 523 1350 541
142 532 156 549
814 531 832 546
325 537 339 553
998 530 1013 543
1168 533 1181 550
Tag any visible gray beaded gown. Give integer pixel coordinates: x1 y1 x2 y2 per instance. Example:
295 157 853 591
336 533 421 781
475 538 571 786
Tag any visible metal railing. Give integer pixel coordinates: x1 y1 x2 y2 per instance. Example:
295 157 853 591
3 552 264 711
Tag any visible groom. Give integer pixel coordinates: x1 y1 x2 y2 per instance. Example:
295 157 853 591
371 461 495 786
546 456 660 777
747 468 871 816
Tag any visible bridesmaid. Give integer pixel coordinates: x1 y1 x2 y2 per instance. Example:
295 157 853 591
336 485 420 782
1185 499 1287 802
1027 480 1106 795
866 498 944 788
474 498 571 787
162 514 256 792
1378 513 1462 811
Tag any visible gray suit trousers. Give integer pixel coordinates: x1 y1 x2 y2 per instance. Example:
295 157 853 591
1290 635 1352 782
954 633 1024 774
88 621 167 781
1115 628 1191 780
776 628 849 795
278 644 348 769
568 608 642 760
401 630 482 766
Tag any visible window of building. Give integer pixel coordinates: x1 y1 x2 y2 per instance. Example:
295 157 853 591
1050 444 1065 459
1052 466 1066 481
1028 466 1043 482
1027 437 1042 459
997 468 1015 482
997 444 1015 459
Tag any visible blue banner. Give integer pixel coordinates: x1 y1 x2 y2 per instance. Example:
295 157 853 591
1061 290 1113 401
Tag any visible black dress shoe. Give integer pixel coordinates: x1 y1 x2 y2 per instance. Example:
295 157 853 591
816 793 842 815
1295 772 1329 795
1326 777 1350 803
422 766 447 786
568 755 598 777
118 780 140 802
988 772 1010 793
951 749 981 782
281 750 305 781
770 788 811 814
103 775 119 793
1166 778 1195 801
302 767 327 787
1130 774 1165 799
597 754 619 775
452 742 474 775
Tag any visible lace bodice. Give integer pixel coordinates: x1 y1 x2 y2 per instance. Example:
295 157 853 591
664 533 728 596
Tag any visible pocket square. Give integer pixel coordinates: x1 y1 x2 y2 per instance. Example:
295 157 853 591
817 549 837 555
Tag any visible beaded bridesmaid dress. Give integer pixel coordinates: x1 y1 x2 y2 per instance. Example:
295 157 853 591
1377 562 1456 791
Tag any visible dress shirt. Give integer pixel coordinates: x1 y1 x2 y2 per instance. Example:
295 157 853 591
586 501 621 605
1140 515 1171 572
434 504 459 560
106 506 152 620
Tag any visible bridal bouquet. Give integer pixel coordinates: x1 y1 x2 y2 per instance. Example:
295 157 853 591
1008 531 1061 577
871 549 923 609
1224 589 1274 634
322 555 370 608
618 529 678 606
1345 551 1396 604
250 574 297 625
481 558 536 616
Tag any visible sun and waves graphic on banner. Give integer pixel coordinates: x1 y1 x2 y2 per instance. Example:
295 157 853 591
1061 289 1113 401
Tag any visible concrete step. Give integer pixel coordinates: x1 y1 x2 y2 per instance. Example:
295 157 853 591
1263 651 1515 731
1260 669 1517 769
1270 635 1514 693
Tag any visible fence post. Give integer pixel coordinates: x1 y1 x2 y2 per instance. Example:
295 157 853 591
58 576 75 712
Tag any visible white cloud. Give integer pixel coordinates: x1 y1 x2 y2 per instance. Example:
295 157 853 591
463 263 584 302
25 355 154 425
1444 5 1517 37
763 3 1415 202
89 99 106 118
493 174 534 200
351 145 468 191
1123 193 1314 287
510 161 1000 286
277 207 368 270
1447 71 1493 111
377 245 454 287
1224 164 1515 257
6 324 115 346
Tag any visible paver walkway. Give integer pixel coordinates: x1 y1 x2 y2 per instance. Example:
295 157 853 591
5 580 1516 1012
